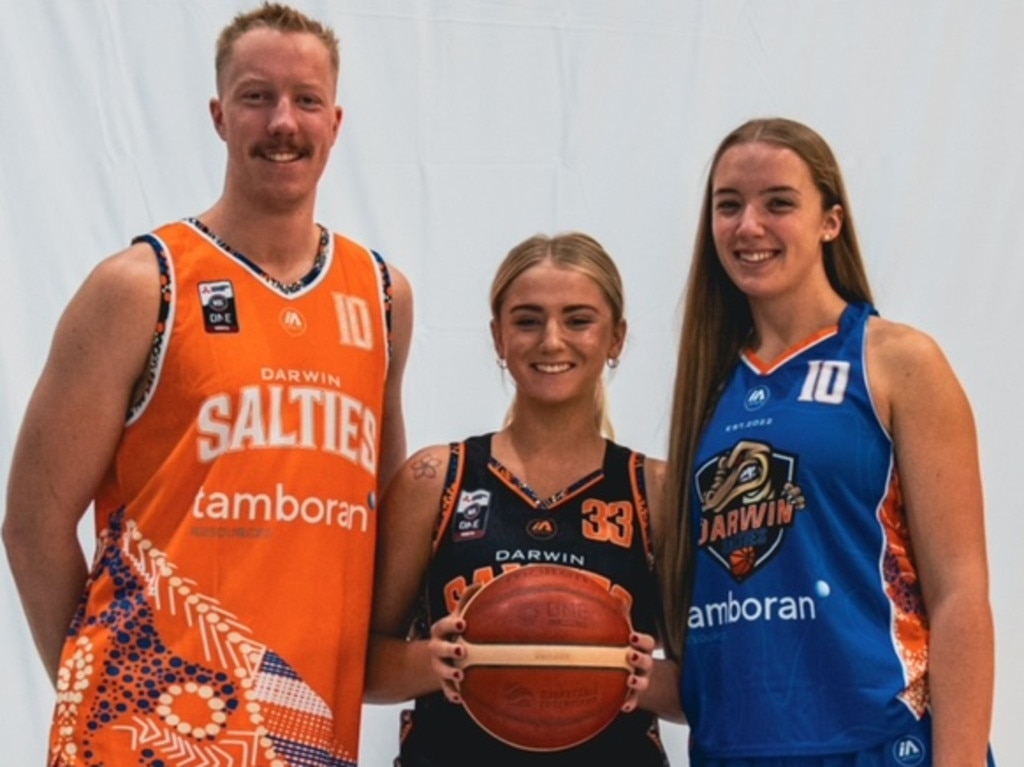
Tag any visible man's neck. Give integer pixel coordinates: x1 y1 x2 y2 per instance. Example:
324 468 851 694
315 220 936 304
196 199 323 284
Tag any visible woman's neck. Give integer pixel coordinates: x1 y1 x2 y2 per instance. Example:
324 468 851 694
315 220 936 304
492 407 607 498
747 289 848 363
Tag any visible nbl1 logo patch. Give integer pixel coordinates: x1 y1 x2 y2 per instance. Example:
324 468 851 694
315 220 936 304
199 280 239 333
452 489 491 542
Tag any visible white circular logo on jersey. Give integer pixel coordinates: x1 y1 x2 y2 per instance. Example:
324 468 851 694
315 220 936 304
892 735 926 766
744 385 770 411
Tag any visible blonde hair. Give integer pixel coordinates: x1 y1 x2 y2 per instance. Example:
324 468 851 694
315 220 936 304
660 118 874 659
490 233 625 438
215 3 340 92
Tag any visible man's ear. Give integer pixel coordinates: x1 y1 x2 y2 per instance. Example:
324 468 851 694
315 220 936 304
210 98 227 141
331 105 343 146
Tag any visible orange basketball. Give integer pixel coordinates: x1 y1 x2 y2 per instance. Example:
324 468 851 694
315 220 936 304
453 564 632 751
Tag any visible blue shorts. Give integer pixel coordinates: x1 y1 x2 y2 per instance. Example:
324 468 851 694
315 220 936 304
690 715 995 767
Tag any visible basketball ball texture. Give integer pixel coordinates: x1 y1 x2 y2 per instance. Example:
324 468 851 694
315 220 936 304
454 564 633 751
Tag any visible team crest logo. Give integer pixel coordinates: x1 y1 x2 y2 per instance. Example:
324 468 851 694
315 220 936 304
526 517 557 540
198 280 239 333
452 489 491 542
695 439 806 582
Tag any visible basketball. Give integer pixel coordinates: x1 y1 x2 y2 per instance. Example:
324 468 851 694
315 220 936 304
453 563 633 751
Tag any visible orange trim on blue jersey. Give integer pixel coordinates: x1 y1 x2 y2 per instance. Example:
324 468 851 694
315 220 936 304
743 324 840 374
877 466 930 717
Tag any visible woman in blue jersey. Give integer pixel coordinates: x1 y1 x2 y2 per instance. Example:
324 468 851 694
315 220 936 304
660 118 995 766
366 232 683 766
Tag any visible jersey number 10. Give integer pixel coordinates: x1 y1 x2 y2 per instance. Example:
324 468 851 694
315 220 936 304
797 360 850 405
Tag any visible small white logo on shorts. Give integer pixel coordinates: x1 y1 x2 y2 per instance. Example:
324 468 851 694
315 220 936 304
892 734 926 766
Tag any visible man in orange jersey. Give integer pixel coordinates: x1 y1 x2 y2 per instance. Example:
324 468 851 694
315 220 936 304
3 4 413 766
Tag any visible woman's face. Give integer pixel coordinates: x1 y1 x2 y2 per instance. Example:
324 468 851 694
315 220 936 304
710 141 842 304
491 260 625 410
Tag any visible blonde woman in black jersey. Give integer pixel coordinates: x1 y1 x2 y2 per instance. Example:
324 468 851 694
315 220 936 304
366 232 683 766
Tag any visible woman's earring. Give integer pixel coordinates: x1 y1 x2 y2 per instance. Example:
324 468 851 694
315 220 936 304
607 358 620 369
497 358 508 370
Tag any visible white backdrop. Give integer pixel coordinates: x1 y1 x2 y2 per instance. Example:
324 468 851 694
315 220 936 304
1 1 1020 764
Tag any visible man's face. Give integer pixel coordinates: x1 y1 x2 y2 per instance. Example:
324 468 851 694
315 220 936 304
210 28 342 212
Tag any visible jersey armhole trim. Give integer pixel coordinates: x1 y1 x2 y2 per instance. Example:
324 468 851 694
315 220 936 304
370 249 394 372
861 314 894 444
431 442 465 553
629 452 656 563
125 233 175 426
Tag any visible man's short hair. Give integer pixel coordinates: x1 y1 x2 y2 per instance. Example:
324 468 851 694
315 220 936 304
215 3 340 91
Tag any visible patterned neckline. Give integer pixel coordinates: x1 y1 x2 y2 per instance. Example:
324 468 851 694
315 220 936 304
486 440 608 511
187 217 329 295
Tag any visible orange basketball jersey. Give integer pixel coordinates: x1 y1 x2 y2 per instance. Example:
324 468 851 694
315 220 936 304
49 220 391 767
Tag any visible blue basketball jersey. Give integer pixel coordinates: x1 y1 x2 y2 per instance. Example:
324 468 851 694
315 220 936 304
683 303 930 758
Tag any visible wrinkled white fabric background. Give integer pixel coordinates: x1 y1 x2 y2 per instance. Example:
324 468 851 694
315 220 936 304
1 2 1019 764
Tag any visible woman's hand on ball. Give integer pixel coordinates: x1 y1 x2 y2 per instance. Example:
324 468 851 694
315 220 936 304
428 613 467 703
622 631 655 712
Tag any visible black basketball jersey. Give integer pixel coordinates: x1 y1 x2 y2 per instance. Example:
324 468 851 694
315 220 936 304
396 433 669 767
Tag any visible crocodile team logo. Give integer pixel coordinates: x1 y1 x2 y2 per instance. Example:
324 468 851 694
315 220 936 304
695 440 806 582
